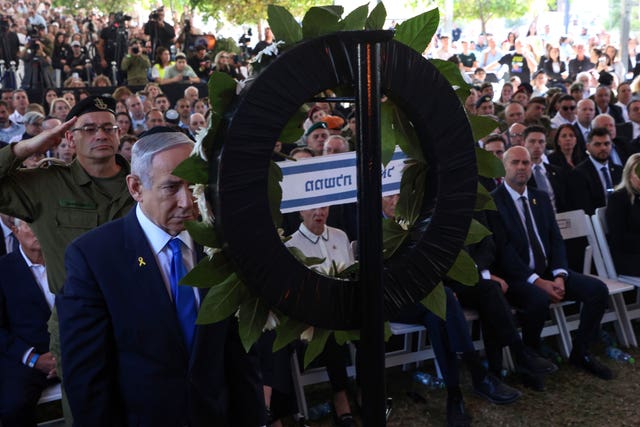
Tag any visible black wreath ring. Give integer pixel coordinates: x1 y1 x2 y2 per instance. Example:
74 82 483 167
212 32 477 330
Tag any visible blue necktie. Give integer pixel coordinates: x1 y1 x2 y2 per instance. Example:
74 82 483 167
600 166 613 194
168 238 197 354
10 233 18 253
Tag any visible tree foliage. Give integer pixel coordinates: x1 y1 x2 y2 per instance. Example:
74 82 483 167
452 0 531 34
189 0 320 25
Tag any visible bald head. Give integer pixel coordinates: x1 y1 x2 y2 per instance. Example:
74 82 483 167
503 146 532 193
592 114 616 139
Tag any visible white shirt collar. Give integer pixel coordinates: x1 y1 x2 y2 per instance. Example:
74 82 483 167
19 245 41 268
0 220 11 239
504 182 529 203
298 222 329 244
588 154 609 170
135 203 193 255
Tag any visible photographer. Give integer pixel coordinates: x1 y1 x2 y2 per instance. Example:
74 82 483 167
96 12 130 76
144 7 175 54
64 41 90 81
22 24 54 89
187 44 211 82
0 15 19 65
121 38 150 86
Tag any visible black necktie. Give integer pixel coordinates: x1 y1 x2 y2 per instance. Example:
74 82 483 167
520 196 546 275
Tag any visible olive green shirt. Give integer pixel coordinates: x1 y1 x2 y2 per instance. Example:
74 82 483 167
0 145 135 293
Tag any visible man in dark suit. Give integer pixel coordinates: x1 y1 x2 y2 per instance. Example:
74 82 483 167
573 99 596 155
592 114 635 167
490 146 612 380
0 219 58 426
594 86 625 125
57 129 266 426
569 127 622 215
617 97 640 154
523 125 569 213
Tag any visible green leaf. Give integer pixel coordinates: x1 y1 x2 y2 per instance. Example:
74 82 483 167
430 59 470 99
334 330 360 345
279 109 307 144
302 6 344 39
382 218 409 259
184 221 220 249
287 246 325 267
196 273 251 324
181 253 235 288
468 114 499 142
208 71 237 137
395 161 427 225
273 315 309 352
476 146 505 178
340 3 369 30
336 262 359 280
267 5 302 46
636 163 640 179
446 249 479 286
269 161 283 227
393 8 439 55
380 102 400 166
365 2 386 30
464 218 492 246
172 155 208 184
420 282 446 320
238 296 270 352
304 328 331 368
391 104 424 164
476 183 497 211
384 322 393 341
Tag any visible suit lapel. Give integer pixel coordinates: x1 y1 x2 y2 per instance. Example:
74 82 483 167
497 186 529 244
123 210 189 361
11 253 51 314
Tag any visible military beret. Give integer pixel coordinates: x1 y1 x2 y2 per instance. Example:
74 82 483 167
305 120 328 136
475 95 493 108
65 95 116 121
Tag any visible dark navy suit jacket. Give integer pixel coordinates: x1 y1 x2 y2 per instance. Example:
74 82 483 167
0 250 51 365
568 158 622 215
490 185 568 281
57 209 266 427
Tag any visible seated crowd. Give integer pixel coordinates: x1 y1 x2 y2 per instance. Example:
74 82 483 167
0 9 640 427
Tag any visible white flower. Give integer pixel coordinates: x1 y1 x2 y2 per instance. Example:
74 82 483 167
397 218 410 231
203 246 221 260
300 326 314 342
252 40 285 64
263 311 279 331
190 183 214 225
190 121 209 161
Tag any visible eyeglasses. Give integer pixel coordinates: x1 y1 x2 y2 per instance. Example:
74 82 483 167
509 133 524 138
71 124 119 135
561 105 576 111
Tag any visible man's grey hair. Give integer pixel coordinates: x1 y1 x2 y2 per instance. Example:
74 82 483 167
323 135 349 153
131 131 194 188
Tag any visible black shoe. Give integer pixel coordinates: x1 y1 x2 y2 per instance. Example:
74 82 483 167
519 347 558 375
569 351 613 380
473 373 522 405
335 413 355 427
446 396 471 427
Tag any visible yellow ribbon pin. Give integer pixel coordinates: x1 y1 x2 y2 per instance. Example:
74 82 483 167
138 257 146 267
532 198 537 205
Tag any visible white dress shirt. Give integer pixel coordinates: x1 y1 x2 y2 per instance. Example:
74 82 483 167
20 246 54 365
285 223 354 273
135 204 200 304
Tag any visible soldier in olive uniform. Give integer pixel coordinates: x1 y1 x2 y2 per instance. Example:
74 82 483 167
0 95 135 423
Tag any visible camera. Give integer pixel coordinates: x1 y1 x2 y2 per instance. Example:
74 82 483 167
238 28 252 46
113 11 132 25
131 46 139 54
149 7 162 21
